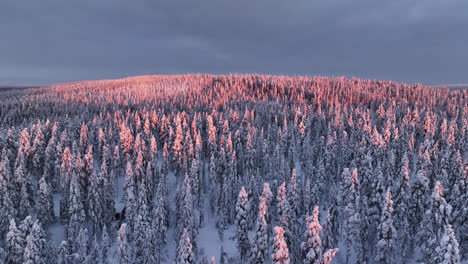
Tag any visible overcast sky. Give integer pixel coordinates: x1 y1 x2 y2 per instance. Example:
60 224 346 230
1 0 467 85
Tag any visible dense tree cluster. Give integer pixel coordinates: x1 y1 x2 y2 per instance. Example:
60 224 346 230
0 74 466 263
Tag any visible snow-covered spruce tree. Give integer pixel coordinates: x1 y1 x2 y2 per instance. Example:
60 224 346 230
0 156 17 239
250 197 269 264
14 151 34 220
321 208 337 254
88 158 106 233
89 234 100 264
6 219 25 264
23 221 47 264
341 168 360 264
154 180 168 261
32 124 45 174
67 172 86 254
409 169 430 235
301 206 322 264
235 186 250 261
319 248 339 264
375 188 396 264
176 228 195 264
101 225 110 264
37 176 54 227
419 181 452 262
76 225 89 263
435 224 460 264
117 223 129 264
272 226 290 264
209 154 217 215
123 160 137 240
59 147 73 222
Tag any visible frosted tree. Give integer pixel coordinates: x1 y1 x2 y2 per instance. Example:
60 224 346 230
341 168 360 264
37 177 54 227
88 158 106 233
320 249 339 264
101 225 110 264
154 182 168 261
271 226 290 264
89 235 100 264
67 173 85 254
176 228 195 264
0 156 17 238
235 186 250 260
409 169 429 234
250 197 268 264
123 160 137 239
14 152 34 220
321 208 337 253
434 224 460 264
301 206 322 264
419 181 452 261
117 224 129 264
60 147 73 222
6 219 25 264
76 226 89 263
375 188 396 264
23 221 47 264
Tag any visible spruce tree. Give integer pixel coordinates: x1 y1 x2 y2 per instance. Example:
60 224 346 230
176 228 195 264
250 197 268 264
235 186 250 261
375 188 396 264
271 226 290 264
301 206 322 264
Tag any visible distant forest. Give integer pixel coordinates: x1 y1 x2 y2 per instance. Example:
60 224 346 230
0 74 466 264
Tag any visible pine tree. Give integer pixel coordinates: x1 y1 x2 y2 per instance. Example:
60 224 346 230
235 186 250 260
435 224 460 264
89 235 100 264
250 197 268 264
60 147 73 222
23 221 47 264
117 224 129 264
101 225 110 264
409 169 429 235
420 181 452 261
375 188 396 264
6 219 25 264
301 206 322 264
319 249 339 264
271 226 290 264
0 156 17 239
37 177 54 227
176 228 195 264
154 180 168 261
341 168 360 264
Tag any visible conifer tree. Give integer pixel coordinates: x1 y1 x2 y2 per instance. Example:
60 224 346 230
435 224 460 264
301 206 322 264
23 221 47 264
117 224 129 264
271 226 290 264
250 197 268 264
235 186 250 260
6 219 25 264
37 176 54 227
375 188 396 264
176 228 195 264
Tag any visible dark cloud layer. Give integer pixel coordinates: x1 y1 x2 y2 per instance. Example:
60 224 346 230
1 0 467 85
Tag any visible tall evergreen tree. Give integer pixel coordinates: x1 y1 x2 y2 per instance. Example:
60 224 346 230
271 226 290 264
375 188 396 264
235 186 250 261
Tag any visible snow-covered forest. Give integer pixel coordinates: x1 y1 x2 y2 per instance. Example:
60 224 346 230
0 74 466 264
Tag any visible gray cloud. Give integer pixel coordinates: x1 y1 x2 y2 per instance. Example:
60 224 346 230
1 0 467 85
